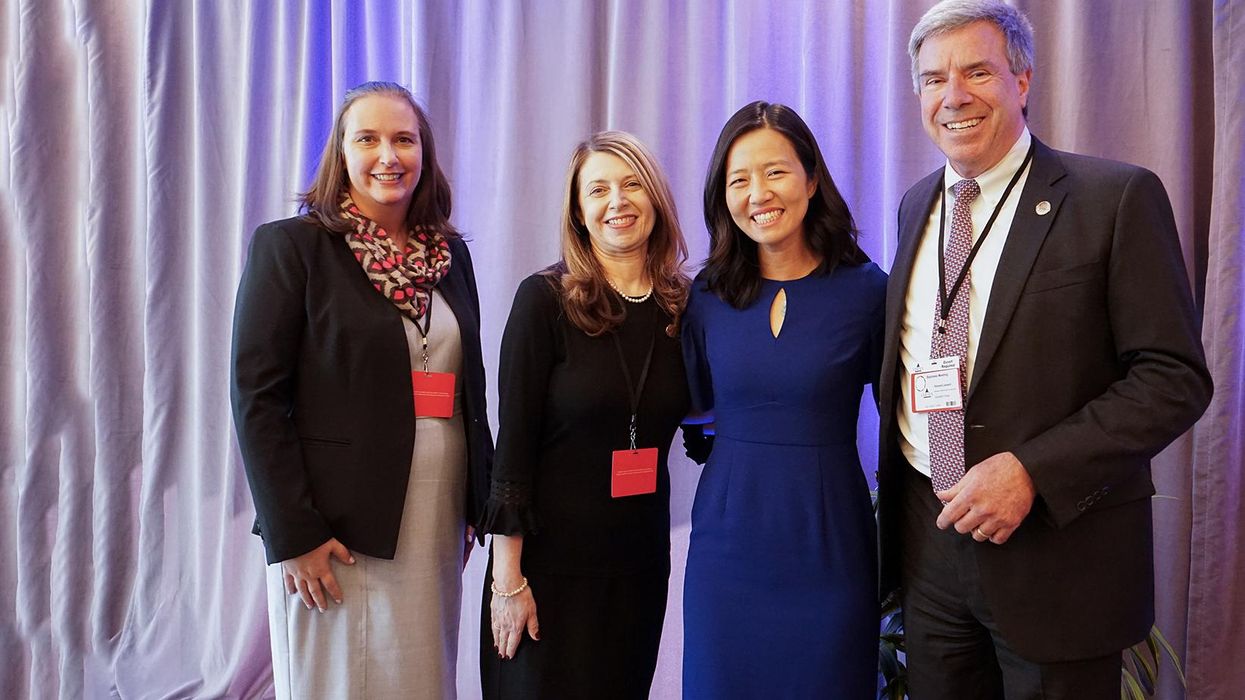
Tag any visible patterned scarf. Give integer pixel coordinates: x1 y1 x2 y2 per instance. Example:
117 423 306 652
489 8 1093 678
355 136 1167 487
340 196 452 321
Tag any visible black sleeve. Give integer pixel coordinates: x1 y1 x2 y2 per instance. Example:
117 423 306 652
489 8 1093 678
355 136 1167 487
453 237 485 326
679 283 716 463
448 237 495 530
680 283 714 415
476 274 560 536
230 222 332 563
1015 168 1213 527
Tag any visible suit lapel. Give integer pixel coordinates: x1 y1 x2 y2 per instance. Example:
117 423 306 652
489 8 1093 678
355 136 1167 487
967 139 1068 400
881 168 943 409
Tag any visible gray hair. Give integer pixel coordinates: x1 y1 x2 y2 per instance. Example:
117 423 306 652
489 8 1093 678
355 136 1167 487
908 0 1035 93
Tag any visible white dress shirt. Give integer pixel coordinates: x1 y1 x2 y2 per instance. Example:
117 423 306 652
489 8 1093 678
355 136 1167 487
898 129 1033 477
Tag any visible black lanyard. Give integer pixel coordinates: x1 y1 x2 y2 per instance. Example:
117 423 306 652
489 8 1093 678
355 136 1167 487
412 294 434 373
936 139 1036 333
610 304 657 451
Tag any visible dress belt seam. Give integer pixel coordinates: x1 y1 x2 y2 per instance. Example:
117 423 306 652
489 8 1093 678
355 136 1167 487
714 433 856 447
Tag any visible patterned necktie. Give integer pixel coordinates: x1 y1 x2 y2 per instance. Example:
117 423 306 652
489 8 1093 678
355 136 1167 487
928 178 980 493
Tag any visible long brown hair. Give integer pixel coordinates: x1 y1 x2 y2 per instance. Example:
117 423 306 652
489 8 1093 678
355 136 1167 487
543 131 689 336
299 81 458 238
702 101 867 309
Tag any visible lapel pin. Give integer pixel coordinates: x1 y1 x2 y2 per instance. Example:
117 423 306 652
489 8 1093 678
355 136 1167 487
1035 200 1051 216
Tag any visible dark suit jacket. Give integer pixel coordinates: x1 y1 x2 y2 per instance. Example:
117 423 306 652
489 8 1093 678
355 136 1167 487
878 139 1212 662
231 216 494 565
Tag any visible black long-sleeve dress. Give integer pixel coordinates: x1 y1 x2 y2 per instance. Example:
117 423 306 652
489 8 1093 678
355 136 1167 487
478 272 689 699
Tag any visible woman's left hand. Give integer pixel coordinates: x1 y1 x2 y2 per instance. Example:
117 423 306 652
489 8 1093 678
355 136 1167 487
491 584 539 660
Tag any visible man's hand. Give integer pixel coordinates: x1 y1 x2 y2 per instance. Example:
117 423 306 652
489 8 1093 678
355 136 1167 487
936 451 1036 544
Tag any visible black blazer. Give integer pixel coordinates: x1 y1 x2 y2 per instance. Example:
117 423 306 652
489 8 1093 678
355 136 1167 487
231 216 494 564
878 139 1212 662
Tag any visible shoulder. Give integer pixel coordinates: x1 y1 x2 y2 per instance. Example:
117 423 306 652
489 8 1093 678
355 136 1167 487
823 260 888 304
899 168 943 214
825 259 887 283
862 259 888 284
1045 146 1164 199
510 272 562 318
689 269 719 297
1050 147 1146 179
443 235 479 281
854 260 889 296
685 269 746 325
250 216 338 254
686 270 718 312
245 216 339 268
857 261 889 312
446 234 472 260
256 215 334 240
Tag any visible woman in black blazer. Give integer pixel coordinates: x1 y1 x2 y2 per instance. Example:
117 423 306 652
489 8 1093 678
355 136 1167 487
231 81 492 699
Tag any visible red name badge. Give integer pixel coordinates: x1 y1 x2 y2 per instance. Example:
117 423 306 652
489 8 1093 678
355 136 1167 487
411 371 455 418
611 448 658 498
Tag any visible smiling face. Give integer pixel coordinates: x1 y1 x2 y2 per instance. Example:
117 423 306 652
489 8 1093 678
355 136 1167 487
576 151 656 260
917 20 1030 178
341 94 423 229
724 127 816 252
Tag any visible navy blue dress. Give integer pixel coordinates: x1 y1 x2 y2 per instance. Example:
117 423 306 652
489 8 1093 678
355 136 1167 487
681 263 885 698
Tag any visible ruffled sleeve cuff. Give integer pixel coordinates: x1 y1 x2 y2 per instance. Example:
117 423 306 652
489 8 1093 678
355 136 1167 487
476 479 540 536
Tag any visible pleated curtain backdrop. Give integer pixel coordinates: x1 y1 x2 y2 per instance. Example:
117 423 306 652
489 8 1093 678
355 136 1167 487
1 1 1240 698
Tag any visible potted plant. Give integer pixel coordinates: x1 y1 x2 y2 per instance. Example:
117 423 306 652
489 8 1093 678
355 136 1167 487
876 608 1185 699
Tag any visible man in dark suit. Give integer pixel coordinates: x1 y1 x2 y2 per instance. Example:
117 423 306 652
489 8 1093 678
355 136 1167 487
877 1 1213 697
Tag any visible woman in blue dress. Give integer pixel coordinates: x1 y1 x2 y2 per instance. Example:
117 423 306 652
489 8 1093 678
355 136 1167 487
681 101 885 698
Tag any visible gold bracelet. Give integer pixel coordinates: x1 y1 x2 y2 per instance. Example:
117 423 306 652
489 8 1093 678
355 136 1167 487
490 576 529 598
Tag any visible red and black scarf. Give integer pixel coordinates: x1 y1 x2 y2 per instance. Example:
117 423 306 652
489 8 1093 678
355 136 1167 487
340 196 452 321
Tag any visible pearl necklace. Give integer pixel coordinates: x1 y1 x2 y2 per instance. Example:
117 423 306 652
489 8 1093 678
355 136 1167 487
606 277 654 304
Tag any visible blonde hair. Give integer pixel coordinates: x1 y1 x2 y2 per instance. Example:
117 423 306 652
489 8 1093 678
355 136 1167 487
544 131 689 337
299 81 457 238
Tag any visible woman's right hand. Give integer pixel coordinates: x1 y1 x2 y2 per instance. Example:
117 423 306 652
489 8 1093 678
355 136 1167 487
490 581 540 660
281 537 355 612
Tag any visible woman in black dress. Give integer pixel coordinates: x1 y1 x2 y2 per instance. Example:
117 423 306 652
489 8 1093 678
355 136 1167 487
478 131 690 699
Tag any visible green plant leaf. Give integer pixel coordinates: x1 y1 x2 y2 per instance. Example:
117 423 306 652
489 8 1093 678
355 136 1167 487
1145 629 1160 666
879 647 901 678
879 676 908 700
873 604 1186 697
1122 667 1146 700
1122 652 1152 696
1151 626 1187 687
1128 641 1157 692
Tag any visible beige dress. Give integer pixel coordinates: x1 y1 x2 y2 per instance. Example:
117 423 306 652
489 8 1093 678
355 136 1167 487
266 289 467 700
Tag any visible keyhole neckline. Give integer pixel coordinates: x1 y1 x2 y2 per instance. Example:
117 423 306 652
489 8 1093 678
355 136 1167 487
770 287 787 339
